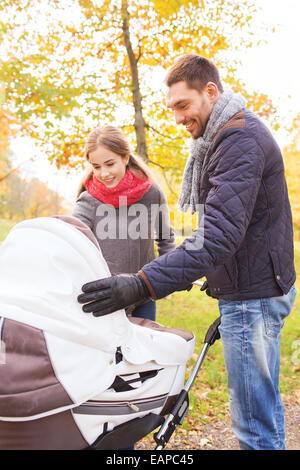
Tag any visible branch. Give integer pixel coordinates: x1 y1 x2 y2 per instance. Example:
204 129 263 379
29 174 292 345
97 32 124 56
160 169 178 197
145 123 184 141
148 159 179 196
0 165 20 182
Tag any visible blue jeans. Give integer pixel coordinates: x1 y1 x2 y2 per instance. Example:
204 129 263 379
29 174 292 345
218 286 296 450
131 300 156 321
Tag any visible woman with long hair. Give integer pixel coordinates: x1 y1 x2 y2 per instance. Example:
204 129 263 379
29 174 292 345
72 125 175 321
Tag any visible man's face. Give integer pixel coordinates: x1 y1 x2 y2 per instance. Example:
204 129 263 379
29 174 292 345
166 81 217 139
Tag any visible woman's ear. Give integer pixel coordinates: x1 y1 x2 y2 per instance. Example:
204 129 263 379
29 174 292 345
125 154 130 166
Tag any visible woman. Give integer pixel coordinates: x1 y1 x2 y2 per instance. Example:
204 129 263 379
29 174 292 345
72 125 175 321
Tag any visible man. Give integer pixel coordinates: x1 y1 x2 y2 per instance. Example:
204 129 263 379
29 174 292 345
78 55 296 450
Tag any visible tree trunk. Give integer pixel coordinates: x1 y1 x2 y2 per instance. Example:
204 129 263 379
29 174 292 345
121 0 148 162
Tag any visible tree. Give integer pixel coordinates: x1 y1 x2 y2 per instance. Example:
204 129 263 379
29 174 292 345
0 0 277 187
0 80 35 192
0 173 66 220
0 109 18 191
22 178 66 218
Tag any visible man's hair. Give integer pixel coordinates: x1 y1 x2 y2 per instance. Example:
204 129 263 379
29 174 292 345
165 54 224 93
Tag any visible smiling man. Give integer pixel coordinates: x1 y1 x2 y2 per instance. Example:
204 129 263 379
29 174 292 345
167 80 218 138
165 58 223 139
78 54 296 450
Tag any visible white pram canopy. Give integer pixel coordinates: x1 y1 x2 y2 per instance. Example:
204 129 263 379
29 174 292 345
0 216 194 449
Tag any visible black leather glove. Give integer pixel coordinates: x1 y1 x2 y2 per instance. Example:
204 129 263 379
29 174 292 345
200 280 211 297
77 273 151 317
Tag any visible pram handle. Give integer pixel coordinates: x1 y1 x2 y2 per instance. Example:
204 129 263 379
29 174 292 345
154 389 189 450
154 317 221 450
204 316 221 345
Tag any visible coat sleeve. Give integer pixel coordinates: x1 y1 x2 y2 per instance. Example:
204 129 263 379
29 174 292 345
71 192 97 230
140 130 266 299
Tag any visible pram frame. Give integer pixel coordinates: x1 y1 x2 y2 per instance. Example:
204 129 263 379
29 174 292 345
87 317 221 451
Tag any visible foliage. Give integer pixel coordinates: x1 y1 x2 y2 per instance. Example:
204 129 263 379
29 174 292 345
0 217 15 242
0 0 278 183
0 172 67 221
283 113 300 240
0 101 21 190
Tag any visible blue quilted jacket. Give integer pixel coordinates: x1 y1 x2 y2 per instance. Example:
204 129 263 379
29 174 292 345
140 109 296 301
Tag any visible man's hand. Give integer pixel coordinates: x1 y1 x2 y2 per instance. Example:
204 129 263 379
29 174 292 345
77 273 151 317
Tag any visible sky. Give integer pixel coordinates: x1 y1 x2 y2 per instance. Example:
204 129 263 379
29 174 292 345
237 0 300 121
10 0 300 204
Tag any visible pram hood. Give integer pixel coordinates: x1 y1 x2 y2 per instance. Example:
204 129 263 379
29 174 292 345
0 216 194 421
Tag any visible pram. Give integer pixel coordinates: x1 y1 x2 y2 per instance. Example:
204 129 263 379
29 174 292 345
0 215 197 450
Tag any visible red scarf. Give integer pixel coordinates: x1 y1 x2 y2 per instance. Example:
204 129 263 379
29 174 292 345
85 169 152 208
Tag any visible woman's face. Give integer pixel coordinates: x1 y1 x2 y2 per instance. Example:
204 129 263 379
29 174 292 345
89 145 129 188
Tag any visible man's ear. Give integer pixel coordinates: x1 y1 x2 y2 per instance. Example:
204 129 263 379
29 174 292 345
205 81 220 104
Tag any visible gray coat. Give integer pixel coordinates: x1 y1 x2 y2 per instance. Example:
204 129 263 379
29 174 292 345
71 182 176 275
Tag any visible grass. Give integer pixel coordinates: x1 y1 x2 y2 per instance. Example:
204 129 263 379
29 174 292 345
0 218 16 242
156 240 300 427
157 289 227 426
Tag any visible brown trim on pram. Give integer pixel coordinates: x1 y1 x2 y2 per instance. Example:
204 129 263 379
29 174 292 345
128 317 194 342
51 215 100 250
0 410 88 450
0 318 73 418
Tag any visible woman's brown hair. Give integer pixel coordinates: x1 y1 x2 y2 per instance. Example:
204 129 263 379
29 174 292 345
77 125 153 197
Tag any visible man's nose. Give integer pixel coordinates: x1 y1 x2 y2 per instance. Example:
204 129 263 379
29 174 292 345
174 110 185 125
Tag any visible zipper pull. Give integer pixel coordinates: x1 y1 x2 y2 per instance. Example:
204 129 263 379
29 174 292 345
127 402 139 412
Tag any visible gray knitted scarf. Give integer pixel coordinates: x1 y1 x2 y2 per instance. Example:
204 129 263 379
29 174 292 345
178 90 246 214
